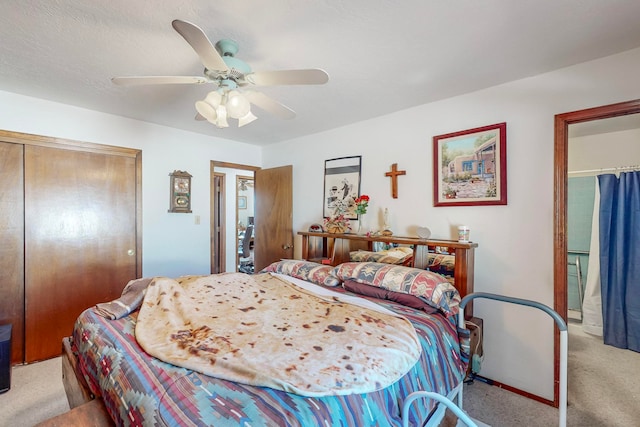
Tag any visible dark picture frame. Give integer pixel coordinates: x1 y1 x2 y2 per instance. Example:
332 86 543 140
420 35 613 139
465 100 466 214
323 156 362 219
433 122 507 207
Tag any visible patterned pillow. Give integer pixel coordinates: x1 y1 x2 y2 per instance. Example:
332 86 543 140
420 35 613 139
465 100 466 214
349 247 413 266
260 260 341 287
331 262 460 316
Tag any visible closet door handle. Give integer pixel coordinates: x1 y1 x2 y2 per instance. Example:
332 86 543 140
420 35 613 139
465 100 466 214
282 244 292 250
127 249 135 256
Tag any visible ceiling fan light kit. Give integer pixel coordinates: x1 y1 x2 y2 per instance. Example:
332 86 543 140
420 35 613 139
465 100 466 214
196 89 254 128
112 19 329 130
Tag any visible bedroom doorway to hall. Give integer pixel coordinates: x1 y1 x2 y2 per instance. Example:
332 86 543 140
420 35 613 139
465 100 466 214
554 98 640 403
210 162 294 274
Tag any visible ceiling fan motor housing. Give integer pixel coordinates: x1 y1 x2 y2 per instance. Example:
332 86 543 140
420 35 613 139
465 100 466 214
213 39 252 79
215 39 239 56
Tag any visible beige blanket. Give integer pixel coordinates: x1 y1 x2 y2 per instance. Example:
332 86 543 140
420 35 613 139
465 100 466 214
135 273 421 396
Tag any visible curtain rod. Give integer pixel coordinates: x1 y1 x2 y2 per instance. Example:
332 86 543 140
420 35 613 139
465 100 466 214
568 165 640 175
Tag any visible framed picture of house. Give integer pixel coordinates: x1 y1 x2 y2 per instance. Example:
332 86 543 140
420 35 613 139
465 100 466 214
433 122 507 207
323 156 361 219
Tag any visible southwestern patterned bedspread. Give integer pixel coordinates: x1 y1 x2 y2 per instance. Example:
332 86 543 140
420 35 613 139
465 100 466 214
72 273 468 426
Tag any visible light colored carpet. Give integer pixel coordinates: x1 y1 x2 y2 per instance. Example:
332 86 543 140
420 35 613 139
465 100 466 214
0 322 638 426
0 357 69 427
461 321 640 426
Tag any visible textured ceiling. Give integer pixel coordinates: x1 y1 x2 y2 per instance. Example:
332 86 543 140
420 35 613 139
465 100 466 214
2 1 640 146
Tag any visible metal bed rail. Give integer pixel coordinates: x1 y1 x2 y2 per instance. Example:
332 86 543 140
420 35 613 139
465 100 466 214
568 250 588 320
401 292 568 427
402 387 478 427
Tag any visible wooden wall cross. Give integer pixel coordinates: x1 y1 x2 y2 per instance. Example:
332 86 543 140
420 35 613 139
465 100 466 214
385 163 406 198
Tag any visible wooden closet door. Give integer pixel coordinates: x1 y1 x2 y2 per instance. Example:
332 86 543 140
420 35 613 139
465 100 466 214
24 145 138 362
0 142 25 364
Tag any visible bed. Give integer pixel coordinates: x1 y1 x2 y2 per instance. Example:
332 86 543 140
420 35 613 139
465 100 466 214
59 256 477 427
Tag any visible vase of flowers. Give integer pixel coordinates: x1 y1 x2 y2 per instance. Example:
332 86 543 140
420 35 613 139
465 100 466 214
354 194 370 235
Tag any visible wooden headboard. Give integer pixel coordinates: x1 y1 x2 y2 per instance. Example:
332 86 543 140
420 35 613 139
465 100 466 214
298 231 477 317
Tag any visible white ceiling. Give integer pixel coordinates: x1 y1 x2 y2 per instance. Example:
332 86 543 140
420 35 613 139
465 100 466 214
3 1 640 146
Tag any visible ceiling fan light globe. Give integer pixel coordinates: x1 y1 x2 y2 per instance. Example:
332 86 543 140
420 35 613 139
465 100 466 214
195 100 217 122
204 91 222 107
238 111 258 127
226 91 251 119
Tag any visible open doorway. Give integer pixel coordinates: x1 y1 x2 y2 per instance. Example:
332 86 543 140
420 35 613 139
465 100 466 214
236 175 255 273
566 113 640 326
210 161 260 274
211 162 294 274
553 98 640 406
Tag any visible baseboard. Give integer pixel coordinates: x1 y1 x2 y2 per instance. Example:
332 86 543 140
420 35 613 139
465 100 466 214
467 374 556 408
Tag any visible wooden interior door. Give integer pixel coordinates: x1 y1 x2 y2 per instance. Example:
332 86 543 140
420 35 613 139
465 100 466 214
24 145 139 362
254 165 293 272
0 142 25 363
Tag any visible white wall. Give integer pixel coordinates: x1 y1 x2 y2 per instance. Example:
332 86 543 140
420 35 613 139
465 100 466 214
262 47 640 400
0 90 261 278
569 127 640 173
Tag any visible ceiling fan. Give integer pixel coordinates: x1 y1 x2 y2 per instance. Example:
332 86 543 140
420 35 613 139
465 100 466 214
112 19 329 128
238 178 254 191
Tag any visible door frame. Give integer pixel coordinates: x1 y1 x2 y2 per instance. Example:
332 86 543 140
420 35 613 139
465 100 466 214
210 161 260 273
553 98 640 406
212 172 226 274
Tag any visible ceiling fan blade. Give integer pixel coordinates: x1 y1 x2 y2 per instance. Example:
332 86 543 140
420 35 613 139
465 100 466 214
244 91 296 120
112 76 209 86
171 19 229 73
245 69 329 86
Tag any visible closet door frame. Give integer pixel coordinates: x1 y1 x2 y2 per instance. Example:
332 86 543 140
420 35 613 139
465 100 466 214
0 141 25 363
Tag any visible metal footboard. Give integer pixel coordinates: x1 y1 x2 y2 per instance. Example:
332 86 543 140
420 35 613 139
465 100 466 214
402 389 478 427
402 292 568 427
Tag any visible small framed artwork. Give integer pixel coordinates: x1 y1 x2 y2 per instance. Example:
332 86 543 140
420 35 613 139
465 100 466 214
238 196 247 209
323 156 361 219
433 122 507 207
